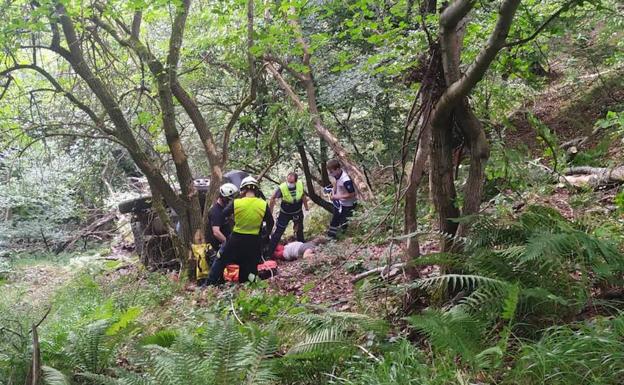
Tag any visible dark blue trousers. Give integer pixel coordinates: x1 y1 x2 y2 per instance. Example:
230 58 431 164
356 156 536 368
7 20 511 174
267 211 304 257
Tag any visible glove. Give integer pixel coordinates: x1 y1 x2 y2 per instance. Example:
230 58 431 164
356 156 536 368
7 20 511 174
323 185 333 194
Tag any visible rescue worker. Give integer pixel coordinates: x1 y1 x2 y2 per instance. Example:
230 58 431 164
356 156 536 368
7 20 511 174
206 176 274 284
325 159 357 238
266 172 309 258
207 182 238 252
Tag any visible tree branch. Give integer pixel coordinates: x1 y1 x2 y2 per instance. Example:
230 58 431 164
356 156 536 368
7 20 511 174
0 76 13 100
504 0 579 48
434 0 521 122
55 3 184 212
439 0 475 29
222 0 257 165
265 62 306 110
263 54 306 82
0 64 110 134
131 11 142 40
287 7 311 67
167 0 190 72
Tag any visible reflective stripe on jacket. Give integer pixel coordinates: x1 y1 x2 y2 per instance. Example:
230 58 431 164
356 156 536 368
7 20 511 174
279 181 304 203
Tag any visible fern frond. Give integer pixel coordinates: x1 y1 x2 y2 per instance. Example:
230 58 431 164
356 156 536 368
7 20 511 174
239 334 278 385
42 366 69 385
411 274 508 293
410 252 464 269
520 206 573 234
521 232 576 266
67 319 116 374
79 370 152 385
287 328 346 355
76 372 122 385
139 329 178 348
455 286 506 315
407 309 485 362
209 321 247 385
285 311 386 335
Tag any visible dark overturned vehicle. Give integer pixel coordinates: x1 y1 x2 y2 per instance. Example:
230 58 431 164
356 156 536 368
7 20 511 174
118 170 249 269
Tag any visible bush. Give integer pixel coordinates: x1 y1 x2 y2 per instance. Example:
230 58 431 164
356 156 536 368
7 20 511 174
509 313 624 385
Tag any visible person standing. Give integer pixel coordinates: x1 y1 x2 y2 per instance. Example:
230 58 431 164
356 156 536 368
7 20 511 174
266 172 309 257
206 176 274 284
326 159 357 238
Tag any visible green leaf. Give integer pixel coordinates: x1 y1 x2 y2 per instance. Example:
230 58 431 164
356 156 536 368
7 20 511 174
106 307 142 336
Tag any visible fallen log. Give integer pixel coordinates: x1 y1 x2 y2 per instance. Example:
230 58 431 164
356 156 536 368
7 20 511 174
351 262 406 283
559 166 624 188
54 212 117 254
561 136 588 150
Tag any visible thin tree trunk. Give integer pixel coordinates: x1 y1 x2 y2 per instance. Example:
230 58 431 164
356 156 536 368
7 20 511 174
403 38 444 271
455 100 489 238
150 183 190 272
430 115 460 249
404 121 432 274
302 76 374 201
319 138 331 187
297 143 333 212
140 1 203 245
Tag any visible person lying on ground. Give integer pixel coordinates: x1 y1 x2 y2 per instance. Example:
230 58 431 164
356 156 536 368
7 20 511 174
276 236 327 261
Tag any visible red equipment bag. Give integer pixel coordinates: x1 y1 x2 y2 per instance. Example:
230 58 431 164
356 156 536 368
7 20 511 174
223 264 240 282
223 260 278 282
257 260 278 280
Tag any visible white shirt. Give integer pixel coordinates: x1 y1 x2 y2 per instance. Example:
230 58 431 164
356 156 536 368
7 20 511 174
283 241 303 260
334 171 357 207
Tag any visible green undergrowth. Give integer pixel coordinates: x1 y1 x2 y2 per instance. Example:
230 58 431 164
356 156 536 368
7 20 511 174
2 204 624 385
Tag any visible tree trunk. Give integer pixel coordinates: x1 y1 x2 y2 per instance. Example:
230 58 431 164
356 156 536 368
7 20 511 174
425 0 520 248
403 40 444 273
150 183 190 272
455 100 489 238
404 119 432 274
319 138 331 187
302 76 374 201
430 115 460 249
146 0 204 245
297 143 333 212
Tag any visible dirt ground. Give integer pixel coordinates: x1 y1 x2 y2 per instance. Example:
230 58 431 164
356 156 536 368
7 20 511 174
506 68 624 152
5 264 72 309
268 239 440 309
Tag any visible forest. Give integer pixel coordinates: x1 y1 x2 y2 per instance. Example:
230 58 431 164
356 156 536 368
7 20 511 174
1 0 624 384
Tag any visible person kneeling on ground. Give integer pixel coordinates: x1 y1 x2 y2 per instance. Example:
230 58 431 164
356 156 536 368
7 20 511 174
325 159 357 239
266 172 309 258
208 183 238 252
197 182 238 286
206 176 274 285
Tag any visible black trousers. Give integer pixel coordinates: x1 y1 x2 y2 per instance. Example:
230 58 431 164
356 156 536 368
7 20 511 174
327 205 355 238
267 211 304 257
207 232 261 284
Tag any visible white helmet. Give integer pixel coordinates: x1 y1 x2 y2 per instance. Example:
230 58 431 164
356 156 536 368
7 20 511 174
219 182 238 198
240 176 259 190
